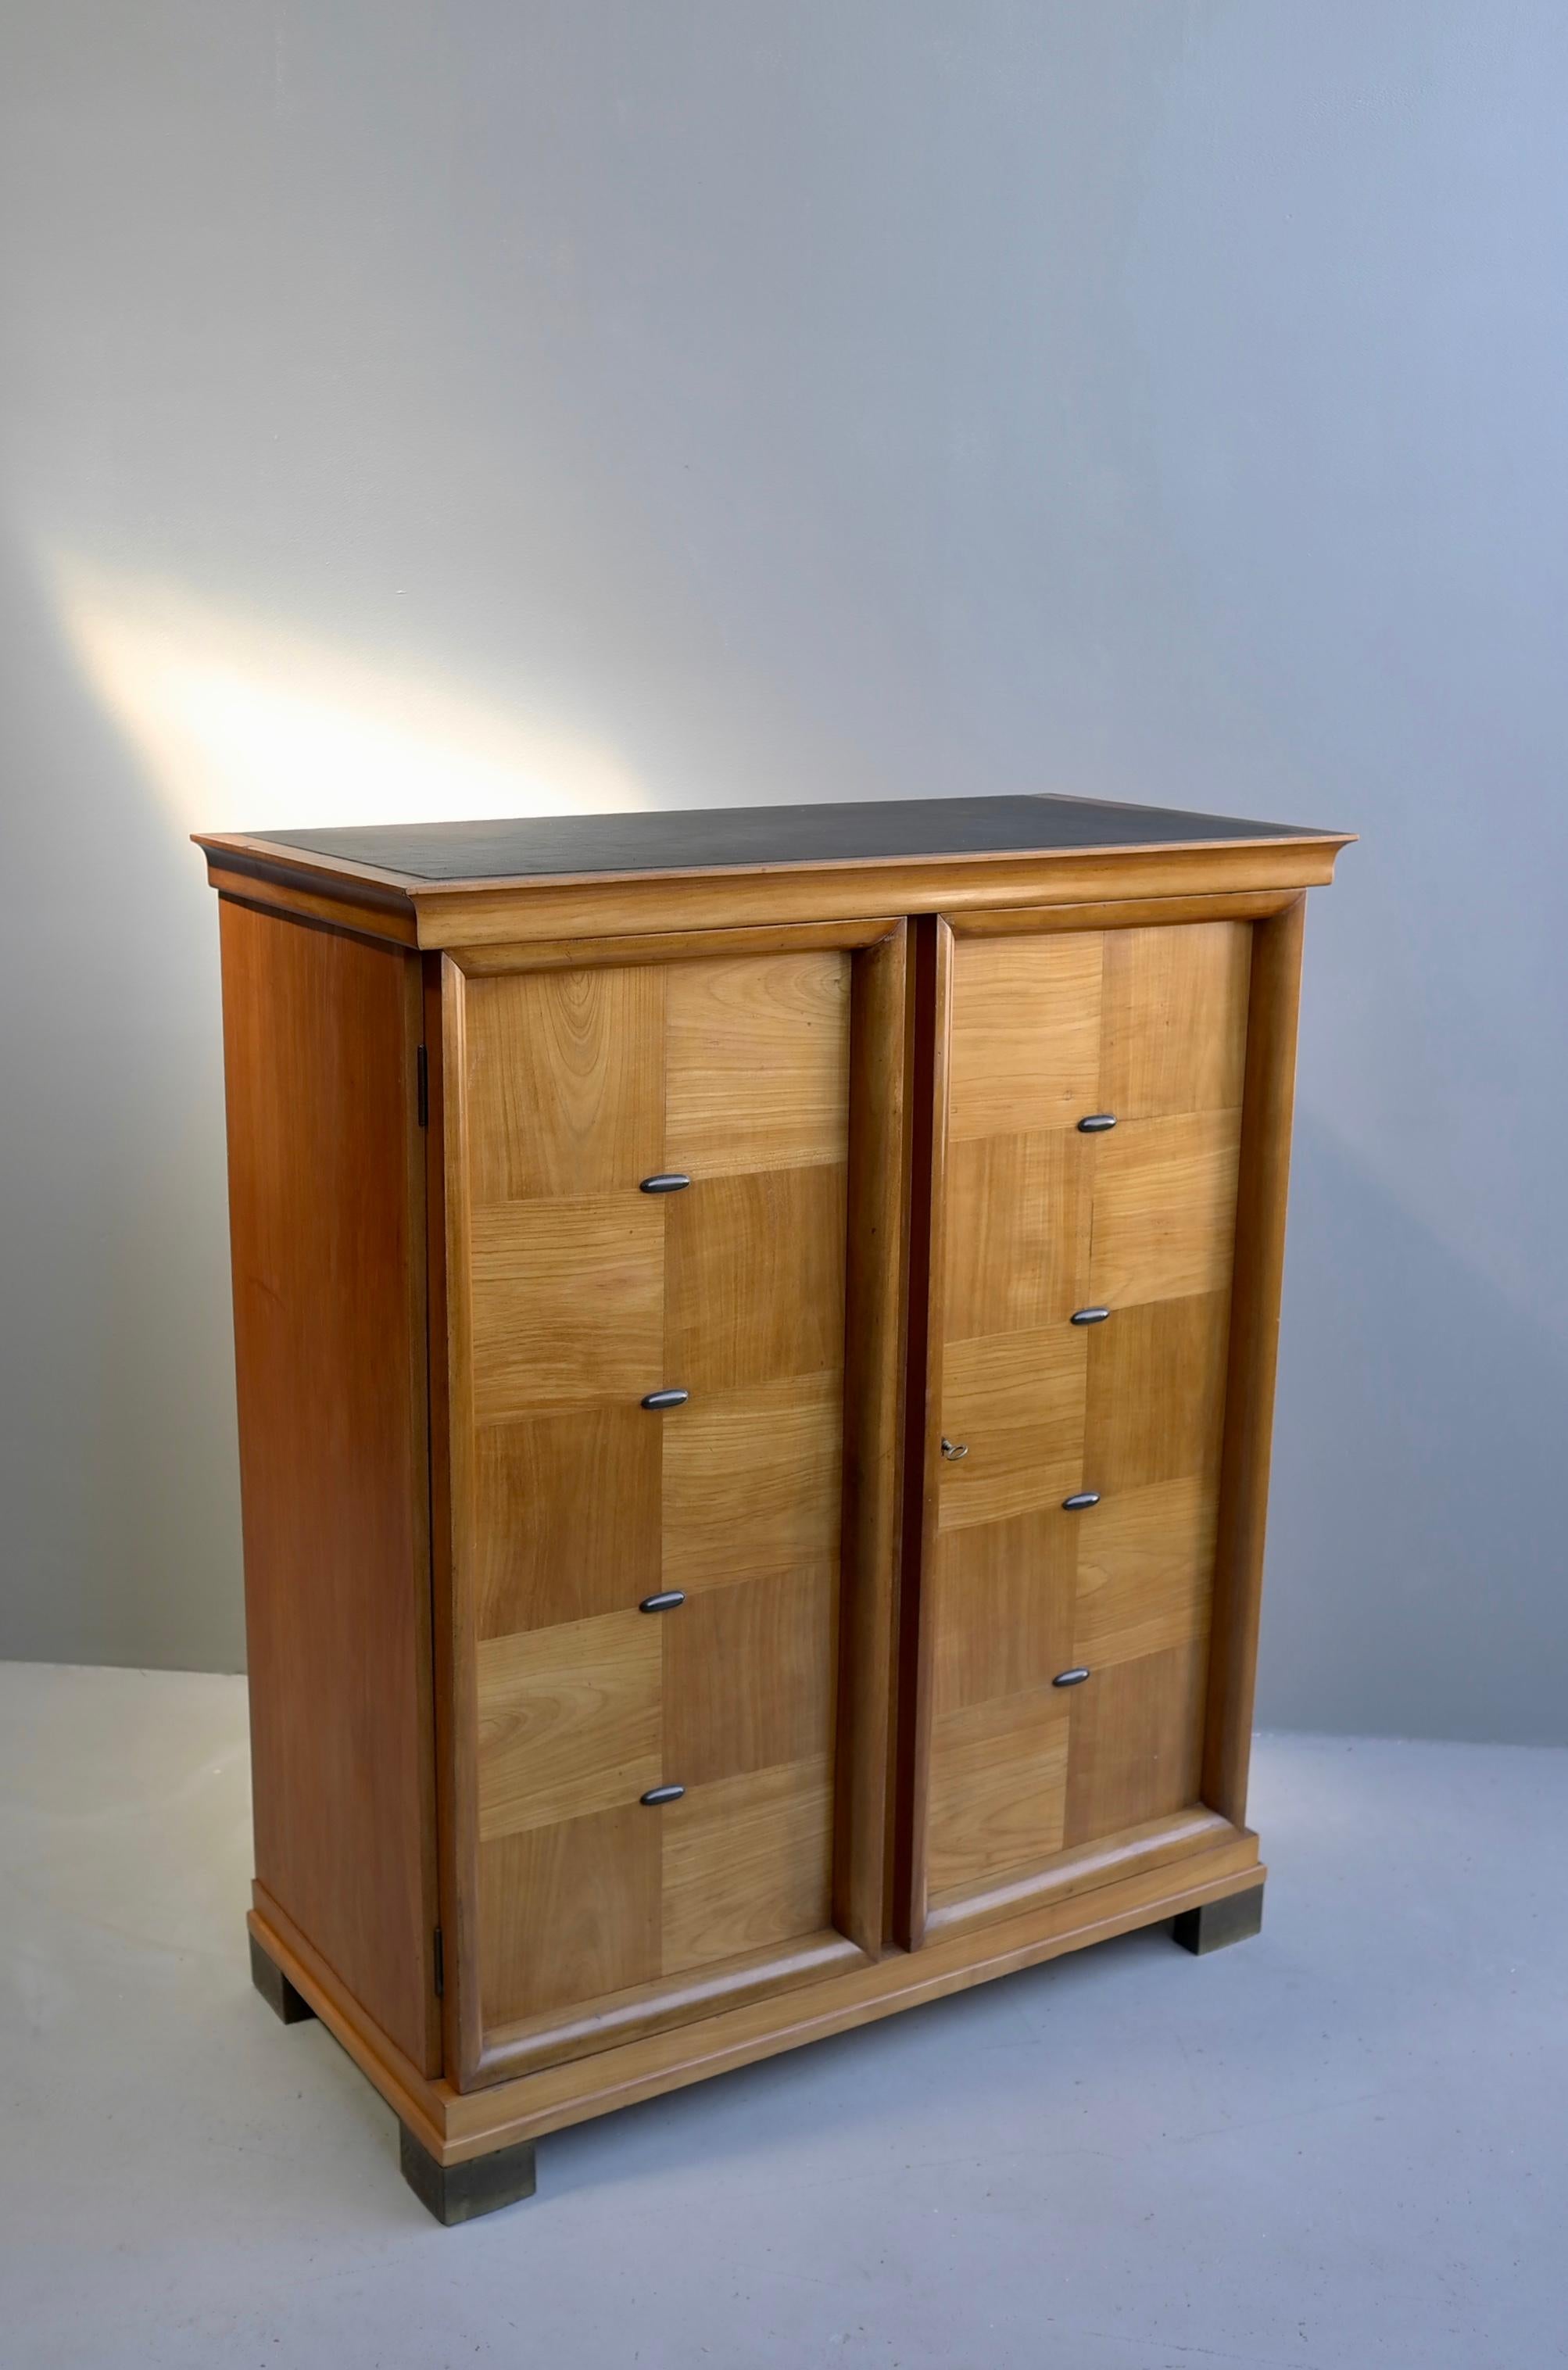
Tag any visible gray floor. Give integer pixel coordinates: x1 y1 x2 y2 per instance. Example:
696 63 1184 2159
2 1665 1563 2369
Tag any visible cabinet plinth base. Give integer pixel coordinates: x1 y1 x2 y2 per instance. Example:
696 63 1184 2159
250 1930 317 2025
247 1842 1265 2221
1172 1881 1264 1956
399 2123 537 2225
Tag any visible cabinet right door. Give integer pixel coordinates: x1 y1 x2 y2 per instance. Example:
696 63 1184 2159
913 915 1255 1941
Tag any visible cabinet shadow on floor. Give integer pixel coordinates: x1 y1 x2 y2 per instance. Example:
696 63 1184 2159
506 1918 1182 2205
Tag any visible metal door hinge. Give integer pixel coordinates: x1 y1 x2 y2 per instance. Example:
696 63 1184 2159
416 1045 429 1128
433 1926 444 1996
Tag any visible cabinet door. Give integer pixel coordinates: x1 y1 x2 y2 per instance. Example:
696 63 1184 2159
442 933 903 2085
911 915 1255 1942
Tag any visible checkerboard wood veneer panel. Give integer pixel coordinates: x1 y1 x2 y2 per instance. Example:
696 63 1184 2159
465 951 852 2036
927 922 1251 1903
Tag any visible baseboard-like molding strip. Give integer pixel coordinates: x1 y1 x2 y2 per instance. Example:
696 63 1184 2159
921 1806 1246 1944
478 1928 868 2088
248 1891 447 2159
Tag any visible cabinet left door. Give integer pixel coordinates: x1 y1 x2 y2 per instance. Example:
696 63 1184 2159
438 929 905 2089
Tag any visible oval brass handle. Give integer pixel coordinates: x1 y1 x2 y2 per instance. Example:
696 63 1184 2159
1077 1113 1117 1133
1052 1667 1091 1688
940 1437 968 1461
640 1784 686 1806
1061 1491 1101 1511
642 1388 689 1410
639 1591 686 1613
639 1173 691 1194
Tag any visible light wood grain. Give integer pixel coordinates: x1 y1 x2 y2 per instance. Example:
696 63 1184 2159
947 933 1102 1140
446 926 904 2067
439 955 485 2080
661 1371 843 1588
473 1408 660 1639
929 1513 1077 1714
921 1804 1240 1938
664 1564 837 1785
1072 1476 1216 1670
251 1823 1264 2151
1204 896 1307 1824
1062 1641 1208 1849
476 1612 662 1841
208 813 1340 2171
936 1326 1087 1532
925 1687 1071 1892
479 1808 660 2027
406 839 1348 951
464 965 664 1201
895 915 950 1949
943 1126 1091 1341
664 951 850 1176
453 918 898 975
1100 922 1251 1119
469 1196 664 1422
1088 1108 1242 1308
424 950 471 2080
665 1165 847 1391
909 907 1264 1948
483 1928 866 2080
211 869 419 947
944 890 1300 938
201 842 418 929
1083 1291 1232 1492
660 1760 836 1974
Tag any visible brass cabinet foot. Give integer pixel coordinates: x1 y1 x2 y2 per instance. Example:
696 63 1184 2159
249 1930 317 2025
1172 1881 1265 1956
399 2124 538 2225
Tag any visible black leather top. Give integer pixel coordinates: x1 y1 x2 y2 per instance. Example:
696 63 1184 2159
254 793 1323 884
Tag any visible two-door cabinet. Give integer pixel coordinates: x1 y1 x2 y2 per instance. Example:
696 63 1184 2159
198 794 1350 2221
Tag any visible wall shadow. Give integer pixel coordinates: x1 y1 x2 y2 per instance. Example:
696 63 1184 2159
1259 1112 1568 1742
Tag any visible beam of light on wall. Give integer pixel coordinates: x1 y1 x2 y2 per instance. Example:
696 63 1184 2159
45 553 653 834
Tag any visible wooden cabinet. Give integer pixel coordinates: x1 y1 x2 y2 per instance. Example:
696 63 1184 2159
200 795 1348 2222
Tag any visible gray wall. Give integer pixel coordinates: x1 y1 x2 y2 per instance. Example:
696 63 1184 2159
2 3 1564 1736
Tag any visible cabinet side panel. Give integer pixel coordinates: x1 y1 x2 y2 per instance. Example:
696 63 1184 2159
1203 896 1307 1824
219 899 438 2074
